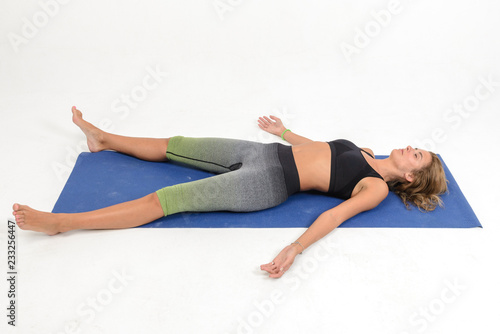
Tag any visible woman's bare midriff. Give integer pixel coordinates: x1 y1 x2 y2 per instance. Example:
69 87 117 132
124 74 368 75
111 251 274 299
291 141 331 192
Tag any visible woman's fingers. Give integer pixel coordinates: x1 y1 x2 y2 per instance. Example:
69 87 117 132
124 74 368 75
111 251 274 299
261 261 277 270
257 118 268 127
262 244 297 278
258 116 282 137
258 117 271 127
268 265 287 278
261 261 278 273
260 263 271 271
261 259 288 278
258 116 280 128
263 116 275 125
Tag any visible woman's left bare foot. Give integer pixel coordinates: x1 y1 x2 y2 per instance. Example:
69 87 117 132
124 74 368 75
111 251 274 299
71 106 107 153
12 204 64 236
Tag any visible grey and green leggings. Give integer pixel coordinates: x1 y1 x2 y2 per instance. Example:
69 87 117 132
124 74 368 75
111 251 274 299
155 136 300 216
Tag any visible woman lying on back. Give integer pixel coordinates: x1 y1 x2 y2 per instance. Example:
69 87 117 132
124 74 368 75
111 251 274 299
12 107 447 278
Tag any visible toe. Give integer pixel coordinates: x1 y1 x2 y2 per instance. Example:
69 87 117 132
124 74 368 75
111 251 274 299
13 203 19 211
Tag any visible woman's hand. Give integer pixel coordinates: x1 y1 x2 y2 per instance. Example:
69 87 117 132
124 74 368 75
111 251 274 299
260 244 300 278
258 115 286 137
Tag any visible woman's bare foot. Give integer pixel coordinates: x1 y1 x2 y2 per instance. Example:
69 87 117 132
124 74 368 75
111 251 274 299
71 106 107 153
12 204 65 236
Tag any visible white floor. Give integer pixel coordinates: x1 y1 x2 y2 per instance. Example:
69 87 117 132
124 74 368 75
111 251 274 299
1 1 499 333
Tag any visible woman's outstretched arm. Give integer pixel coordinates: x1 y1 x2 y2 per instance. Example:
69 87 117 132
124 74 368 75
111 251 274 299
258 115 313 145
261 181 388 278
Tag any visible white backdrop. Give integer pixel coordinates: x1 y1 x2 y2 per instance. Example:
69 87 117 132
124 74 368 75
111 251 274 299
1 1 499 333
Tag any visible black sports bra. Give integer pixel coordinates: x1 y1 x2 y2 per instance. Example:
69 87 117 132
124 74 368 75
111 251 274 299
326 139 385 199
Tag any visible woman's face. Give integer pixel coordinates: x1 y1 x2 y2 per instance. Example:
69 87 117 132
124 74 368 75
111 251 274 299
391 146 432 179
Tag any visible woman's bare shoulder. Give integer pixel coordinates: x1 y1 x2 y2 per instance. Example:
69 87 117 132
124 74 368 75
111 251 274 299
360 147 375 157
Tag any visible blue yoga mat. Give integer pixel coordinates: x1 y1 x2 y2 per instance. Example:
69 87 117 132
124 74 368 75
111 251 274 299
52 151 481 228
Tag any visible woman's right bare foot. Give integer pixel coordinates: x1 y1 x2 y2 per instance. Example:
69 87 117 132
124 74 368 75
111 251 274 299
12 203 65 236
71 106 107 152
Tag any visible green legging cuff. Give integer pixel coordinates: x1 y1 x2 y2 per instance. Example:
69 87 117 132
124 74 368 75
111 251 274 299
165 135 182 160
156 185 183 217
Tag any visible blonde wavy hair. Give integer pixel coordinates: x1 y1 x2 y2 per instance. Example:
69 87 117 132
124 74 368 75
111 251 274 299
388 152 448 212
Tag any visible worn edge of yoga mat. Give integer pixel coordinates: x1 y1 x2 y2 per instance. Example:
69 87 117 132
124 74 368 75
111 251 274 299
51 151 482 229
